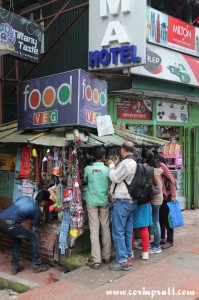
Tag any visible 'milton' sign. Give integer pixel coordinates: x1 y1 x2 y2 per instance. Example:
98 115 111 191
0 9 43 62
147 6 199 58
89 0 146 70
18 69 107 130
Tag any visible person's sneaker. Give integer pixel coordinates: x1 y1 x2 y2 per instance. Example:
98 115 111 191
11 264 24 275
128 257 133 266
149 246 162 254
109 261 131 271
33 264 49 273
141 252 149 260
135 242 142 250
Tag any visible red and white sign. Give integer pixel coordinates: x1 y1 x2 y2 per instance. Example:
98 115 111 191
117 98 152 120
130 43 199 87
168 17 195 51
147 7 198 57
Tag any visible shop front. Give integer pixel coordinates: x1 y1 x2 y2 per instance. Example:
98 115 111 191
0 69 109 265
0 68 170 266
108 44 199 210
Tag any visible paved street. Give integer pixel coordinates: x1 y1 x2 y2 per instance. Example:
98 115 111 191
1 209 199 300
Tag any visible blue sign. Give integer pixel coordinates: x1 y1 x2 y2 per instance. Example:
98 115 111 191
89 45 141 68
18 69 107 130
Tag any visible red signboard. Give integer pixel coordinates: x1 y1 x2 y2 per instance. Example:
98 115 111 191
168 17 195 50
117 98 152 120
147 7 199 57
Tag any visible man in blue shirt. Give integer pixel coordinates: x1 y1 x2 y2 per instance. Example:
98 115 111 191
0 190 50 275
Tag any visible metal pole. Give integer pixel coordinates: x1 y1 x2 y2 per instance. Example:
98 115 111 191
0 56 2 124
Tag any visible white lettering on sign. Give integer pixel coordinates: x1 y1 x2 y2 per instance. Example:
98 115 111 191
100 0 131 18
173 25 192 39
147 55 160 64
101 21 129 46
100 0 131 47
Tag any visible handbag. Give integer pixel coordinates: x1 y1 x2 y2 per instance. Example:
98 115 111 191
167 200 184 228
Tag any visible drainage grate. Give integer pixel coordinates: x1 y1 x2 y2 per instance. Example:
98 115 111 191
168 252 199 271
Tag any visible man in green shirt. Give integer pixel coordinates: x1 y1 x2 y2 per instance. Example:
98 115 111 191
84 147 111 270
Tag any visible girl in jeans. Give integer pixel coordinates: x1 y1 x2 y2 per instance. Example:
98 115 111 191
149 158 164 254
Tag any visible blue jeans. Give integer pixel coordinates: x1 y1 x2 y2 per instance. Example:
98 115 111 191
0 221 41 267
111 199 137 264
151 204 161 248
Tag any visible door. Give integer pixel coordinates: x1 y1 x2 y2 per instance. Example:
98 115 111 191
183 126 199 209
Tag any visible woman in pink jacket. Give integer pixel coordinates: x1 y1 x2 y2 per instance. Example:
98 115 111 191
159 162 176 249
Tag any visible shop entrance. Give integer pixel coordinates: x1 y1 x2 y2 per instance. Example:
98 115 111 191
183 126 199 209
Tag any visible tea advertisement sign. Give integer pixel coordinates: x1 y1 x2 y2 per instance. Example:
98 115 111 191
130 43 199 88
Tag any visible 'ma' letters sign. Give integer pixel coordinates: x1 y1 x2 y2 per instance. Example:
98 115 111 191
89 0 147 70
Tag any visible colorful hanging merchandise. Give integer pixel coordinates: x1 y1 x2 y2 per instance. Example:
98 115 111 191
59 208 71 255
28 148 41 188
69 181 84 248
19 146 32 179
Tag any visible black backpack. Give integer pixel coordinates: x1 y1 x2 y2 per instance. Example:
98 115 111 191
124 163 154 202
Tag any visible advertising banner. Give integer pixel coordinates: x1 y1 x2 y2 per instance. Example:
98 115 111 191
146 6 199 57
117 98 152 120
89 0 146 70
131 43 199 87
0 9 43 62
18 69 107 130
156 101 188 123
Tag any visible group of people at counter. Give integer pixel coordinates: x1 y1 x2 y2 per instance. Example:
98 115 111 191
84 141 176 271
0 140 176 274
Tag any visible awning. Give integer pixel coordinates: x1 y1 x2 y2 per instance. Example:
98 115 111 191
0 121 167 148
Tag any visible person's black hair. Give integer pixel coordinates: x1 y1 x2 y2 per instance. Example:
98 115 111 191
152 150 166 164
142 149 154 162
35 190 50 203
94 147 106 160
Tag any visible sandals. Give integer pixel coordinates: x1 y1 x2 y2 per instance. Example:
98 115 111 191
86 258 100 270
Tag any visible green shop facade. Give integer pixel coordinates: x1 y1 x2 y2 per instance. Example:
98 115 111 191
88 0 199 210
108 50 199 210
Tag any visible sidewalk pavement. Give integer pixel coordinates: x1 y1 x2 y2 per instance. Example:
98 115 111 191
1 209 199 300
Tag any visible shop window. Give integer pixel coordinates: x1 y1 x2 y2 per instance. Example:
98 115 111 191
156 126 179 140
127 125 150 135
